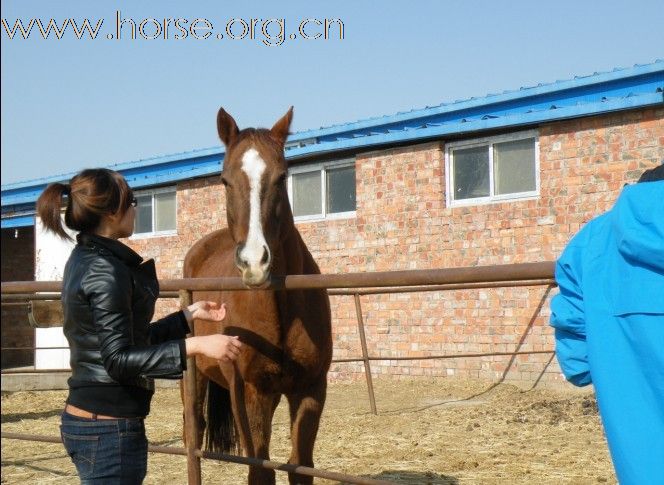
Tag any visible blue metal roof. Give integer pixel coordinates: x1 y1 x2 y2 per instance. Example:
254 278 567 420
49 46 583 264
2 215 34 228
2 60 663 228
289 60 663 138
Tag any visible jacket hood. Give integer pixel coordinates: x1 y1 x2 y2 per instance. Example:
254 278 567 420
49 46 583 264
611 180 664 273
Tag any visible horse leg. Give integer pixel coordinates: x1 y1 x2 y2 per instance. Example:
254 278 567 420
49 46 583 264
286 378 327 485
230 374 281 485
180 370 208 449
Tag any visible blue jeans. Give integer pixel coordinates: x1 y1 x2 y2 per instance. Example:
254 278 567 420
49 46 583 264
60 411 148 484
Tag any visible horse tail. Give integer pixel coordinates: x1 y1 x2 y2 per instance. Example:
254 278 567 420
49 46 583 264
205 380 238 453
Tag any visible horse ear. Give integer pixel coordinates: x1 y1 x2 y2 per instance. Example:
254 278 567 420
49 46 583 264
217 108 239 147
270 106 293 147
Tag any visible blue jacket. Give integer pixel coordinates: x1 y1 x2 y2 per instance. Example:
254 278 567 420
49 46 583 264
550 181 664 484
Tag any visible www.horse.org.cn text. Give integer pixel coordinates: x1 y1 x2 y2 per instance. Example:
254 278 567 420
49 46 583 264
1 11 345 46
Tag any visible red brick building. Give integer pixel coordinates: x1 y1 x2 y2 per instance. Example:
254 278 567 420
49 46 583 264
2 62 663 384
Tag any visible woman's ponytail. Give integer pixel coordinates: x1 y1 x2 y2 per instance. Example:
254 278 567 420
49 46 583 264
36 182 72 240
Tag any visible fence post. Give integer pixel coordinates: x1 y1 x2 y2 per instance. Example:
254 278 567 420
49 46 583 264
354 293 377 415
180 289 202 485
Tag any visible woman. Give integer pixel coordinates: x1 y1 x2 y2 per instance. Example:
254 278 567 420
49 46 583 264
36 168 242 484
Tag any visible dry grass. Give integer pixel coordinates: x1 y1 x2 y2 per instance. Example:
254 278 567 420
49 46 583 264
1 378 615 484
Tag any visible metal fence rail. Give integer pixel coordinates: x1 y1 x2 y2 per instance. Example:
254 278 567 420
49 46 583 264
1 432 393 485
1 261 554 294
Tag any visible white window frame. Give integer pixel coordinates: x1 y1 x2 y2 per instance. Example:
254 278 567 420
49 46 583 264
130 186 178 239
288 158 357 222
445 130 540 208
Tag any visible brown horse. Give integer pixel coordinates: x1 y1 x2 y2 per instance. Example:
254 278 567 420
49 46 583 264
182 107 332 484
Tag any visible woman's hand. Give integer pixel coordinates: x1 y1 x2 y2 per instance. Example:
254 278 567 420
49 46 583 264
182 301 241 363
185 334 242 362
184 301 226 323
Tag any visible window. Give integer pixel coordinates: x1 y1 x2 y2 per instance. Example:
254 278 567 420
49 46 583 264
446 130 539 207
132 187 177 236
288 159 356 220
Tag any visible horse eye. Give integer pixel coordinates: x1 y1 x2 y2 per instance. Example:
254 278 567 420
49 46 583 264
275 173 287 185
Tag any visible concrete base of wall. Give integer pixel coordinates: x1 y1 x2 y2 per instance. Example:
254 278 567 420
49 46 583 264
1 372 180 392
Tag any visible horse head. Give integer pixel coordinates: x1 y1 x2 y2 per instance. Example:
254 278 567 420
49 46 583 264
216 107 294 287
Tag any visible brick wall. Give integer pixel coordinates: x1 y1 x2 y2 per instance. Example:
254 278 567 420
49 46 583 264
124 107 664 386
126 175 227 316
1 227 35 368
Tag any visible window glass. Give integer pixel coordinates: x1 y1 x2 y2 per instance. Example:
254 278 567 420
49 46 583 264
326 165 356 213
292 171 322 217
453 146 490 200
154 192 176 232
493 138 536 195
134 195 153 234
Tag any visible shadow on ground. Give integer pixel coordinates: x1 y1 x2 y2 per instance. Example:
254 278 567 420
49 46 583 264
1 409 62 423
1 457 73 477
337 470 458 484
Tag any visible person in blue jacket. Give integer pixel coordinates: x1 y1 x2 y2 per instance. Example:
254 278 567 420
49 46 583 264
550 164 664 484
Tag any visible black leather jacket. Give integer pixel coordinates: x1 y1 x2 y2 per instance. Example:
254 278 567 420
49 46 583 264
62 234 188 415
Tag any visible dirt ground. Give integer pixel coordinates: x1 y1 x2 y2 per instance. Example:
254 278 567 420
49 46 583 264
1 378 616 484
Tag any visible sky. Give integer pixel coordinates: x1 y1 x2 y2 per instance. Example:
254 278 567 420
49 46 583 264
2 0 663 186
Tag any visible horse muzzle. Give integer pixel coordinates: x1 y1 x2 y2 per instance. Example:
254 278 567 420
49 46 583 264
240 268 271 288
235 243 272 287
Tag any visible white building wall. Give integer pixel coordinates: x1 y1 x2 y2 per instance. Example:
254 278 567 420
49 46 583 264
34 217 75 370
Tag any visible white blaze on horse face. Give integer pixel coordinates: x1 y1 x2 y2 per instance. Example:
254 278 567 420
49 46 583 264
239 148 270 281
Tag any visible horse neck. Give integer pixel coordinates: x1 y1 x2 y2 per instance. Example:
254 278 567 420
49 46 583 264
272 217 306 276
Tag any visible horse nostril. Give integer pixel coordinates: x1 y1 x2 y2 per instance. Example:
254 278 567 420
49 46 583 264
260 245 270 266
235 244 248 269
